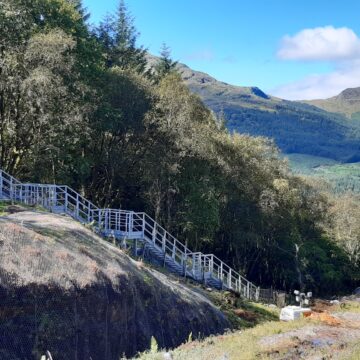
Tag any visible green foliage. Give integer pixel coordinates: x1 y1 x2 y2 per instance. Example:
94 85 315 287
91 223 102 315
289 154 360 194
95 0 148 73
1 0 359 297
154 43 178 81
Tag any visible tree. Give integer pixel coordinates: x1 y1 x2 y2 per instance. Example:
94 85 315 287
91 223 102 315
0 0 96 184
97 0 148 73
154 43 178 81
329 193 360 266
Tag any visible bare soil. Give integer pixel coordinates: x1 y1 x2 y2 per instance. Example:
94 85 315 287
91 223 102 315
259 301 360 359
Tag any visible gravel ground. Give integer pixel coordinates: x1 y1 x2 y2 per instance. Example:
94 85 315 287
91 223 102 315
259 311 360 359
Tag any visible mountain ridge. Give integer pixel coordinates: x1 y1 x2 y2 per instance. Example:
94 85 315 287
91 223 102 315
147 54 360 162
302 87 360 120
175 60 360 162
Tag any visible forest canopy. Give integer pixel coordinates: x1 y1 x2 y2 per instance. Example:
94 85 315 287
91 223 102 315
0 0 359 295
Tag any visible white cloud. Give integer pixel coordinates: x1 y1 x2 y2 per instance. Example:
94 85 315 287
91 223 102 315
272 60 360 100
272 26 360 99
277 26 360 61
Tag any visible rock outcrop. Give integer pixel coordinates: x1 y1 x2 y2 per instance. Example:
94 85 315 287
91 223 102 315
0 210 229 360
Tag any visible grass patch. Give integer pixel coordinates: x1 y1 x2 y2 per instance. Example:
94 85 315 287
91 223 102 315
335 301 360 313
207 291 279 329
339 339 360 360
136 318 310 360
0 201 47 216
0 201 9 216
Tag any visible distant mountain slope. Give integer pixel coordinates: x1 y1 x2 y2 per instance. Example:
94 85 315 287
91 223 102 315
147 55 360 162
287 153 360 193
303 87 360 120
178 63 360 162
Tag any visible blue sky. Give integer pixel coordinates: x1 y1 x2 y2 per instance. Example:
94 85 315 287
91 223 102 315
83 0 360 100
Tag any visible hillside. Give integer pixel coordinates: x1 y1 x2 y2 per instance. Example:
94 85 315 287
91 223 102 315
0 206 229 360
287 154 360 193
152 57 360 162
139 300 360 360
303 87 360 120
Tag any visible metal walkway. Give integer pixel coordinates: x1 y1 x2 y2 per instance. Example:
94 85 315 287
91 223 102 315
0 169 260 300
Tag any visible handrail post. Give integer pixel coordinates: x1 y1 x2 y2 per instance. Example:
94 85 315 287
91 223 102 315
247 281 250 299
98 209 102 232
105 209 108 234
142 213 145 238
76 194 79 219
228 268 232 289
172 239 176 259
183 250 187 278
162 232 166 252
10 178 14 203
152 222 156 244
53 185 57 210
64 189 68 213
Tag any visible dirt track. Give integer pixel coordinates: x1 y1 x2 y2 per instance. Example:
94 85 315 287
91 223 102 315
259 300 360 359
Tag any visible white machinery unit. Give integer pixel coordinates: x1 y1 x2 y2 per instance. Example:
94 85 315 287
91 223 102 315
280 290 313 321
280 306 311 321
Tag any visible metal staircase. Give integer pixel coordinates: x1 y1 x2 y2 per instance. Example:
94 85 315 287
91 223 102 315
0 169 260 301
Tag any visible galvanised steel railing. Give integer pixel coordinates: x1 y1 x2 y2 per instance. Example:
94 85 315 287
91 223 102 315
0 169 260 300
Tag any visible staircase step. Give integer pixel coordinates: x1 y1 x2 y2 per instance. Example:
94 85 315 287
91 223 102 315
0 168 262 301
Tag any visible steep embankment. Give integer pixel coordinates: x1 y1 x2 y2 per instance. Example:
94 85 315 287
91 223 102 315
0 207 229 360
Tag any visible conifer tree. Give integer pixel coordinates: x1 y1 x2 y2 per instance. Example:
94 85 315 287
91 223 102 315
154 43 178 81
111 0 148 73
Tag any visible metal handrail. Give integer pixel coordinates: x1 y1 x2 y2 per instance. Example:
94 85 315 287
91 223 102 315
0 168 260 300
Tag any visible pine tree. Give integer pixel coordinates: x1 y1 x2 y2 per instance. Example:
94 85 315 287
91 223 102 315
154 43 178 80
112 0 148 73
68 0 91 23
